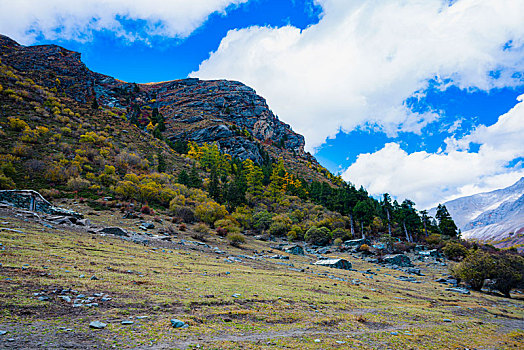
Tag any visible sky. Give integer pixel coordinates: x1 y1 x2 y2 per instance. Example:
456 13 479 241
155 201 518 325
1 0 523 209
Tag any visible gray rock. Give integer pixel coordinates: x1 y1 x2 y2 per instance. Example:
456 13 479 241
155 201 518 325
98 227 128 236
0 330 7 335
89 321 107 329
139 222 155 229
170 319 188 328
445 287 470 295
121 321 134 325
382 254 413 267
443 318 453 322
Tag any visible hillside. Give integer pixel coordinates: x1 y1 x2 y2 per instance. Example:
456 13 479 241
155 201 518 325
0 34 327 183
0 201 523 349
429 178 524 248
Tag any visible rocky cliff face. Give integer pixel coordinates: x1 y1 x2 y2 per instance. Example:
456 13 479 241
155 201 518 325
0 35 308 164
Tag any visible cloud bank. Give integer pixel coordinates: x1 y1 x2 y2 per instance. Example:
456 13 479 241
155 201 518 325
0 0 247 44
193 0 524 149
342 94 524 209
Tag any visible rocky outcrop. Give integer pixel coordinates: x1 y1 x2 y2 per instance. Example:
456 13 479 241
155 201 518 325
150 78 306 163
0 34 307 164
0 190 83 218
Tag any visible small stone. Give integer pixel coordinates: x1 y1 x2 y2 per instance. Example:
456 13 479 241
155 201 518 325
170 319 188 328
37 296 50 301
136 316 148 319
232 293 241 298
7 338 15 342
90 275 99 280
121 321 134 325
89 321 107 329
391 332 399 335
314 339 321 343
101 297 112 302
335 341 346 344
0 330 7 335
443 318 452 323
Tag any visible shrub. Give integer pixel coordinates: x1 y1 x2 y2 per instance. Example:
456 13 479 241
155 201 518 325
489 254 524 298
287 224 304 241
141 204 154 215
25 159 46 173
66 176 91 191
227 233 246 248
216 227 228 237
195 201 228 226
192 223 210 241
392 242 416 253
268 214 292 236
333 238 343 247
359 244 370 252
194 223 210 234
8 117 29 131
178 223 187 231
332 227 351 241
252 210 273 232
171 206 196 223
231 206 252 229
451 249 495 291
425 234 443 246
214 219 241 233
442 242 469 261
305 226 331 246
0 173 15 189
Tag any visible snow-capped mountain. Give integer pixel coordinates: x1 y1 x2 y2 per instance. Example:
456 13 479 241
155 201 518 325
429 177 524 244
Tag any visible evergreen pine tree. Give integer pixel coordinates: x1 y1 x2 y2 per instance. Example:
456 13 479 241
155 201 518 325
177 169 190 186
188 167 202 188
436 204 458 237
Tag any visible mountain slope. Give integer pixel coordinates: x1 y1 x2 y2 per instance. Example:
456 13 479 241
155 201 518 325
429 178 524 244
0 34 328 183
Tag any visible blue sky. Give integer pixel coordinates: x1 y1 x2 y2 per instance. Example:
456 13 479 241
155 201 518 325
1 0 523 208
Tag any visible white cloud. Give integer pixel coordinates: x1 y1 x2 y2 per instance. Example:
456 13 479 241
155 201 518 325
341 95 524 209
193 0 524 150
0 0 247 44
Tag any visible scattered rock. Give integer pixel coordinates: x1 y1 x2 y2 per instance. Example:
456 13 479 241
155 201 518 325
121 321 134 325
89 321 107 329
443 318 453 323
445 287 470 295
382 254 413 267
170 319 188 329
98 227 128 237
0 330 7 335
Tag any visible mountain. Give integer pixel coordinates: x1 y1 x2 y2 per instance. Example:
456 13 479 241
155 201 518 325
0 34 331 183
429 178 524 246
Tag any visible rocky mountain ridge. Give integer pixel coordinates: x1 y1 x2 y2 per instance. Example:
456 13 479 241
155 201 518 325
429 177 524 244
0 34 311 166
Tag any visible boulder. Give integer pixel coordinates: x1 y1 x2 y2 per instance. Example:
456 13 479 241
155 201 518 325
170 319 188 329
343 238 371 247
382 254 413 267
98 227 128 237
